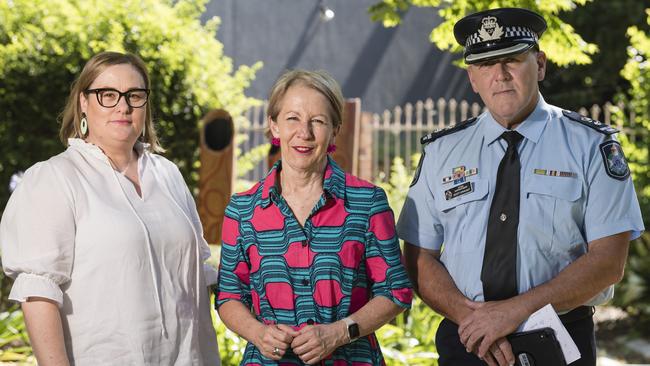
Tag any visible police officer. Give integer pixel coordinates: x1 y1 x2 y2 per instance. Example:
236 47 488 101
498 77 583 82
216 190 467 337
397 7 645 366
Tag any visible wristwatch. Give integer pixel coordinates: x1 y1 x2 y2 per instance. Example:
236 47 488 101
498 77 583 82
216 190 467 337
342 317 360 343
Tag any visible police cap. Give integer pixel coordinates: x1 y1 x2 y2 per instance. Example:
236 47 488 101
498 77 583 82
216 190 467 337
453 8 547 64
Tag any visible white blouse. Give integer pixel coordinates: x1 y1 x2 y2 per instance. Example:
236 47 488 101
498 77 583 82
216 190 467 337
0 139 221 365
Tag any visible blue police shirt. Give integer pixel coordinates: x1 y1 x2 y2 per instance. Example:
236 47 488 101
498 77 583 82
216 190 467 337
397 95 645 305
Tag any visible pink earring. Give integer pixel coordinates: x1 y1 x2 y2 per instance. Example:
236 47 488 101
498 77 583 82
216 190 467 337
327 144 337 153
271 138 280 146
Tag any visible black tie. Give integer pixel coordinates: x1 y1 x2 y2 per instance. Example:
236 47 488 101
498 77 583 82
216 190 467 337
481 131 524 301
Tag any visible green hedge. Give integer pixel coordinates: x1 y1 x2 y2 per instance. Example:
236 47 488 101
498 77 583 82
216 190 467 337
0 0 261 214
0 0 261 310
611 9 650 327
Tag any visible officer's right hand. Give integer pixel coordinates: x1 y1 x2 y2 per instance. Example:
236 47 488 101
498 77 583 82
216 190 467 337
480 337 515 366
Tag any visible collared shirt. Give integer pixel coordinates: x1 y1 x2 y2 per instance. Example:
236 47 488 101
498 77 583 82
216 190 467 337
397 95 645 305
216 157 412 365
0 139 220 365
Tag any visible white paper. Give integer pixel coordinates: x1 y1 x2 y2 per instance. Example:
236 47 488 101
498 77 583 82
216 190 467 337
517 303 581 364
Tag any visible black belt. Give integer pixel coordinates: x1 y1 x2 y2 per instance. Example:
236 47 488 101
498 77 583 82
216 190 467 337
558 306 594 324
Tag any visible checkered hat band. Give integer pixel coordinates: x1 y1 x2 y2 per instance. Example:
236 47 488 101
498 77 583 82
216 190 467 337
465 26 539 47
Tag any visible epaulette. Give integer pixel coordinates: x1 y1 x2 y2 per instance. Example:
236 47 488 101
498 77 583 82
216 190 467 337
420 117 478 145
562 110 618 135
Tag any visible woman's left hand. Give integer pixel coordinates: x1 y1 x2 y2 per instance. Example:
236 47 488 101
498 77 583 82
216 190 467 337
291 322 347 364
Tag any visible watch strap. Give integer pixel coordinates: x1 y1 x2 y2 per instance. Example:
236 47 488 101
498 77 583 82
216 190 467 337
342 317 359 343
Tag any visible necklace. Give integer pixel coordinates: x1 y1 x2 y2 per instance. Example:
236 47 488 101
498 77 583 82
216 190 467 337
107 150 134 175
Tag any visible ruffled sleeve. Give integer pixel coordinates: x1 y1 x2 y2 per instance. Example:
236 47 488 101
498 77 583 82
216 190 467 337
0 161 76 306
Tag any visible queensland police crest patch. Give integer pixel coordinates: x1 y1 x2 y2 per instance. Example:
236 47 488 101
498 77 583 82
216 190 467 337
599 140 630 180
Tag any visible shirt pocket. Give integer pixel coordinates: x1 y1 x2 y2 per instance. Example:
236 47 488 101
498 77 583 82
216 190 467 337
435 179 489 253
523 178 585 255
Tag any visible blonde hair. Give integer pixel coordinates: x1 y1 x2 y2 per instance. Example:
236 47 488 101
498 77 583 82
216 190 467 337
267 69 344 129
59 51 164 152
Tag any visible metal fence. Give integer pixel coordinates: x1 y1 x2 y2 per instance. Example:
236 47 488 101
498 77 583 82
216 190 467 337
238 99 638 183
239 101 270 183
370 98 484 181
369 99 640 181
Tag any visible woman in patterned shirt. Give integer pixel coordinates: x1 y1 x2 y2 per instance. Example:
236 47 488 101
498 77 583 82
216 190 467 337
215 70 413 365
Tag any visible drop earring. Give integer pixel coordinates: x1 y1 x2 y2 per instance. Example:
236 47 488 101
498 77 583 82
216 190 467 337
80 113 88 136
271 138 280 146
142 126 146 140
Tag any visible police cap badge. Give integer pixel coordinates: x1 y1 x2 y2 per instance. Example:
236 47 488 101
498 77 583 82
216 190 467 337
454 8 547 64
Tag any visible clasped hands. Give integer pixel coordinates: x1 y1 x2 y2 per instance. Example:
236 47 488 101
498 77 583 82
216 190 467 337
255 322 344 364
458 299 529 366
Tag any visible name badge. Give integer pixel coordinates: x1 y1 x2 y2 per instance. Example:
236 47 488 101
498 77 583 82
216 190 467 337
444 182 473 200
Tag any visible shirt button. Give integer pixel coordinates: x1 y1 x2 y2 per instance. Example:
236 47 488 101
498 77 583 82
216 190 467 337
307 319 314 325
500 213 507 222
302 278 309 286
302 240 308 247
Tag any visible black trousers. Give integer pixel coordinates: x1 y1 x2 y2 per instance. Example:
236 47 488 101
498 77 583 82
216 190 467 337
435 314 596 366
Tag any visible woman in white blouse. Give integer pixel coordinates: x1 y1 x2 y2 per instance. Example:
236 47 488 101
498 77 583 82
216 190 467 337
0 52 220 365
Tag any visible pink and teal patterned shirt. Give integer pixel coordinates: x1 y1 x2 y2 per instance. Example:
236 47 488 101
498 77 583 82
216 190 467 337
216 158 413 365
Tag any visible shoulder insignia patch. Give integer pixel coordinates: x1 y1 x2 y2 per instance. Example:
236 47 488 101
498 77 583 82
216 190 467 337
599 140 630 181
420 117 478 145
410 151 425 187
562 110 619 135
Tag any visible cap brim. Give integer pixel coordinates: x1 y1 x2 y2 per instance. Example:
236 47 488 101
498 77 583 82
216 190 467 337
465 43 534 64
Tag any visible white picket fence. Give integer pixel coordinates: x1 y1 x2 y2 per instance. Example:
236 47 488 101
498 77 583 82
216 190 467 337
370 98 484 181
239 99 638 182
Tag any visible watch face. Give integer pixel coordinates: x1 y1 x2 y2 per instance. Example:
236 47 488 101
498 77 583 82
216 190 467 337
349 323 360 339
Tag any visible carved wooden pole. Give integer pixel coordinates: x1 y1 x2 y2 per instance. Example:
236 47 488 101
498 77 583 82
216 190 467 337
331 98 361 174
198 109 236 244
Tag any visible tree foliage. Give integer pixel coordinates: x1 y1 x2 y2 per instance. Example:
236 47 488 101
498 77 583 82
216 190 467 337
0 0 261 312
619 10 650 226
542 0 650 109
612 9 650 324
0 0 261 214
368 0 597 66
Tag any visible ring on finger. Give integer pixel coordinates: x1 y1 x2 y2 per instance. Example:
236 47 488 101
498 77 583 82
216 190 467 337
273 347 280 356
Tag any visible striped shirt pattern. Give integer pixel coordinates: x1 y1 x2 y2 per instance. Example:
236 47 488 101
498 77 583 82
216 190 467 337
216 158 413 365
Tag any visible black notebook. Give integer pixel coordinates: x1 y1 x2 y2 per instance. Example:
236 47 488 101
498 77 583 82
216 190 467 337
507 327 568 366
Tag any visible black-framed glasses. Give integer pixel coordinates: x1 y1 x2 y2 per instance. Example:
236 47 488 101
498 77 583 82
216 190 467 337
85 88 150 108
